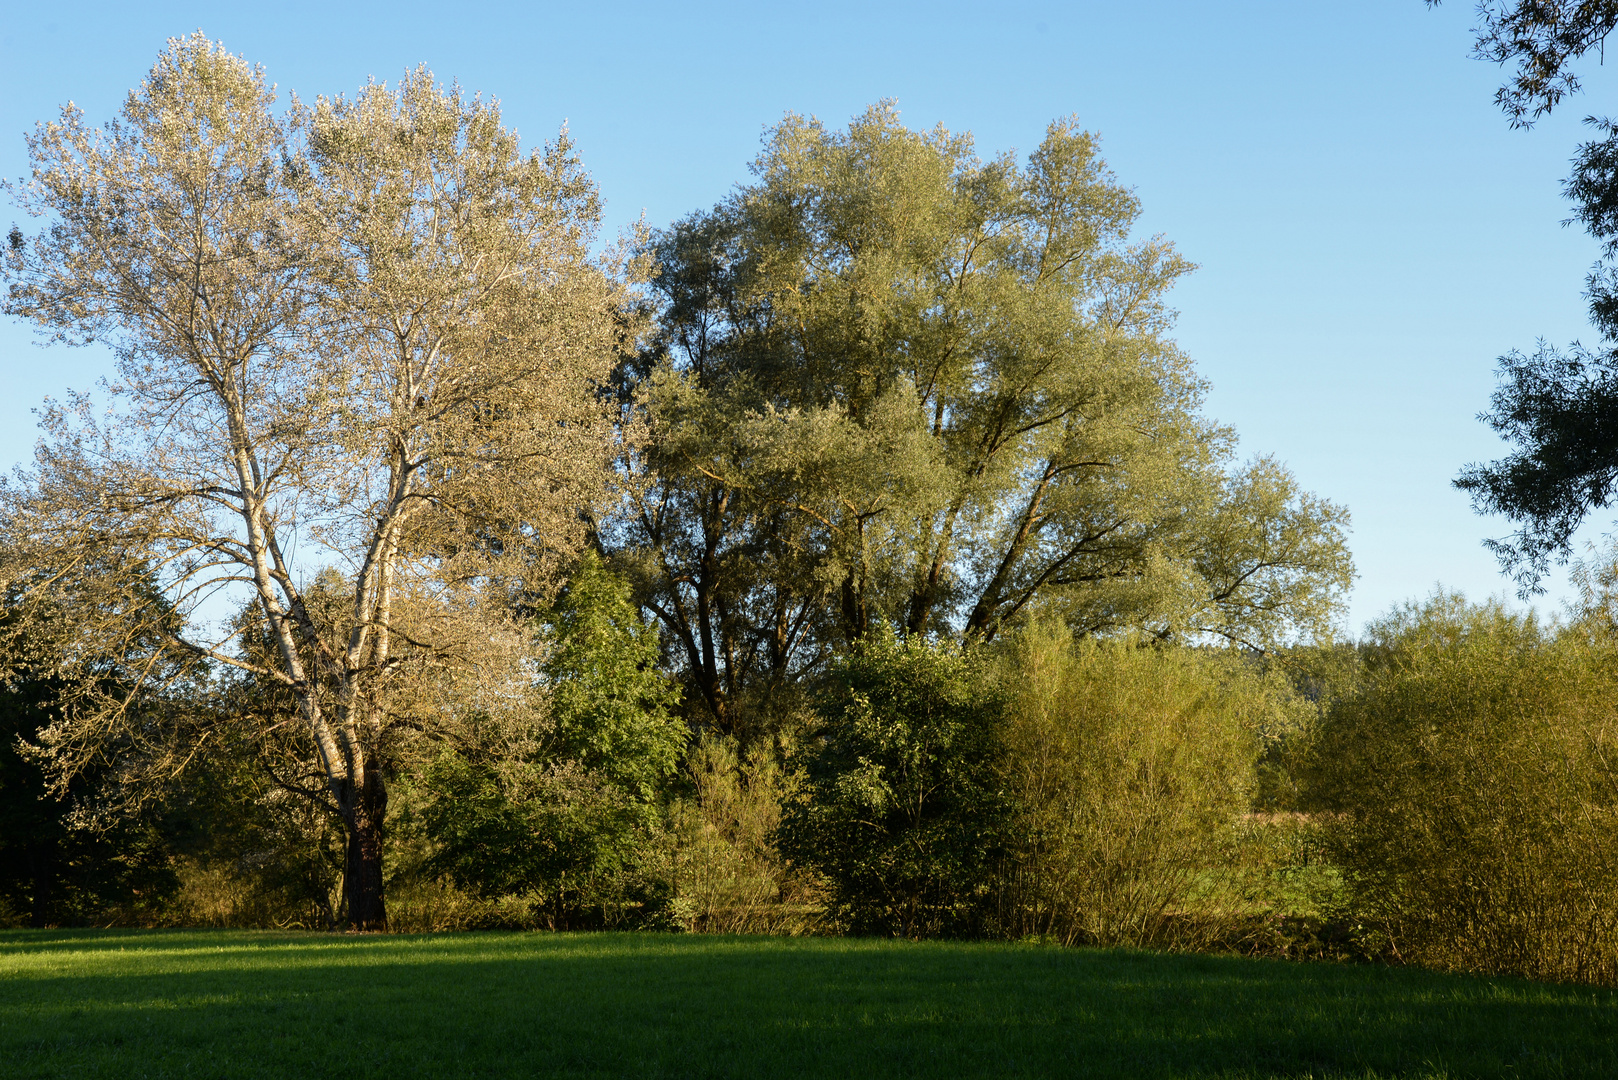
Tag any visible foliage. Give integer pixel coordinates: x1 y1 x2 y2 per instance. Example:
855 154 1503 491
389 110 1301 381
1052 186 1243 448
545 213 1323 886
615 103 1352 738
778 628 1008 937
1430 0 1618 127
0 676 179 927
154 753 347 930
411 752 650 924
992 622 1286 947
1453 100 1618 591
378 877 540 933
1305 593 1618 983
1452 334 1618 594
0 34 627 926
409 554 686 926
1436 3 1618 589
544 553 687 801
663 734 823 934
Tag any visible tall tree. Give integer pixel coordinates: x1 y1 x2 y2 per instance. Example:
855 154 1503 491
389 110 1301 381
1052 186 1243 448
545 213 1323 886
614 105 1352 736
0 35 626 926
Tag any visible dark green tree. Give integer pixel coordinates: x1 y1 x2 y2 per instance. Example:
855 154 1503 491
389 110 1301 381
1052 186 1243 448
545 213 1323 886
1436 2 1618 587
777 629 1008 937
0 676 179 927
418 554 685 920
1456 345 1618 591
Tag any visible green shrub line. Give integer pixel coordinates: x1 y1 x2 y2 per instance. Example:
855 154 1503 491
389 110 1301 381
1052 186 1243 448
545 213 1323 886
7 591 1618 990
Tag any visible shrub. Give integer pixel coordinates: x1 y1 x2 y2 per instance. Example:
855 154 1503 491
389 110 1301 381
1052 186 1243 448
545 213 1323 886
1305 593 1618 983
778 629 1008 937
663 734 823 934
411 751 663 927
993 623 1281 946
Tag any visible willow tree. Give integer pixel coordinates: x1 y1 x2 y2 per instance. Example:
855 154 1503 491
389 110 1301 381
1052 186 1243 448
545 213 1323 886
1430 0 1618 591
617 105 1351 735
0 36 626 926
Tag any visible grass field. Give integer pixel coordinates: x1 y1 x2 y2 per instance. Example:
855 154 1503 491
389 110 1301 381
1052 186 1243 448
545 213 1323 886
1 931 1614 1079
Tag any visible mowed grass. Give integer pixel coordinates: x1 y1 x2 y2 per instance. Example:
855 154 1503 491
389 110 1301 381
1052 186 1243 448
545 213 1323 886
0 931 1613 1079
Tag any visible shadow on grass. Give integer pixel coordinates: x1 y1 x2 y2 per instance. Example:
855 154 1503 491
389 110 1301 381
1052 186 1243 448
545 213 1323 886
0 930 1611 1079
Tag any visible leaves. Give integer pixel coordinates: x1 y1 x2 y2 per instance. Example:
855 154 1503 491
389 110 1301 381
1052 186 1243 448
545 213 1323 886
0 35 627 923
777 628 1008 937
617 105 1352 736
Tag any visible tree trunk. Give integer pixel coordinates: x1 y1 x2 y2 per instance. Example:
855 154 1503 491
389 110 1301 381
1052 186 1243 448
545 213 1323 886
27 847 52 929
841 574 869 642
341 775 388 930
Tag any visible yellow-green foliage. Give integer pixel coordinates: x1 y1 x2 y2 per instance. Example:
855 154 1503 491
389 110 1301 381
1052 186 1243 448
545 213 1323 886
1307 594 1618 983
665 735 824 934
994 623 1293 946
382 880 539 934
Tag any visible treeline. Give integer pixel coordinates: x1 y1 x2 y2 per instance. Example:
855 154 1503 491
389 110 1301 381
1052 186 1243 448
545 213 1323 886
0 34 1613 988
5 585 1618 987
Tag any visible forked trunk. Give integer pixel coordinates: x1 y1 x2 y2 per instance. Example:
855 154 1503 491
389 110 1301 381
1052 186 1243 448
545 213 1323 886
341 775 388 930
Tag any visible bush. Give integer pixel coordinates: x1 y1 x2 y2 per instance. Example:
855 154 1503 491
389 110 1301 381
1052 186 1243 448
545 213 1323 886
780 624 1306 944
778 629 1008 937
993 623 1283 946
1305 594 1618 983
410 751 666 927
663 734 823 934
406 553 687 928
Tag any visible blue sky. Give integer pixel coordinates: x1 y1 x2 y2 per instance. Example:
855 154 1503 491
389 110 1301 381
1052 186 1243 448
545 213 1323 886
3 0 1615 633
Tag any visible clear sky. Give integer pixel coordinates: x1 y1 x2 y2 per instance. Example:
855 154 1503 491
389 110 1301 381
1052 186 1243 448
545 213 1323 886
4 0 1615 635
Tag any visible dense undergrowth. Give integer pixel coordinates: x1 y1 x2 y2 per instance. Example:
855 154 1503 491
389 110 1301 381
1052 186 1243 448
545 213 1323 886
5 591 1618 990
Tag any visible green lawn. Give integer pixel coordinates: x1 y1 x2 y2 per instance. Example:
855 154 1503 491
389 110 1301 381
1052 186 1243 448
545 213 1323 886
0 931 1612 1079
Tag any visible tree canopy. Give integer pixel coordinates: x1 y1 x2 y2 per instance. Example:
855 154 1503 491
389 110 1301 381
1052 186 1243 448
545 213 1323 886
1435 2 1618 588
0 34 628 926
612 105 1352 735
1431 0 1618 127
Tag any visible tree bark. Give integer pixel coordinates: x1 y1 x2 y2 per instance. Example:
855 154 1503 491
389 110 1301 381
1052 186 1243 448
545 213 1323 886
27 847 52 929
341 772 388 930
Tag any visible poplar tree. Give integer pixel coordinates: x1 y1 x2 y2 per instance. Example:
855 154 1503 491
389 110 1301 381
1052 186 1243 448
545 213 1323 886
0 35 626 927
